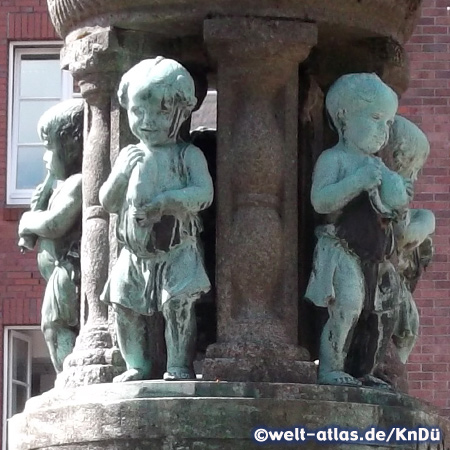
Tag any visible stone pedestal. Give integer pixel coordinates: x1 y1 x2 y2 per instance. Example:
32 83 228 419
9 381 450 450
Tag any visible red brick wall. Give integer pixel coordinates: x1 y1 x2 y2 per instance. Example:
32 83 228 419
400 0 450 415
0 0 58 435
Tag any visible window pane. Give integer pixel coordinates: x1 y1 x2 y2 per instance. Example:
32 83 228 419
20 58 61 98
16 145 46 190
18 100 59 143
11 384 28 415
12 337 29 383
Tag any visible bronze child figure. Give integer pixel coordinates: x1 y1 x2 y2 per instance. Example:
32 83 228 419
100 57 213 382
18 99 83 373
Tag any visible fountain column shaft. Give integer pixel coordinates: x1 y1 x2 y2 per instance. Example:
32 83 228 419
202 17 318 383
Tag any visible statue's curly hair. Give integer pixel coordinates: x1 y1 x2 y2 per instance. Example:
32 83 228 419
38 99 84 176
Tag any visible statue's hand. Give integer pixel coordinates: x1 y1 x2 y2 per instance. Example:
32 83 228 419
114 145 144 177
130 202 162 228
18 211 32 236
403 178 414 201
356 161 382 191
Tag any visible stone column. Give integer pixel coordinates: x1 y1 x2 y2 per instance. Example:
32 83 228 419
56 28 124 386
202 17 318 383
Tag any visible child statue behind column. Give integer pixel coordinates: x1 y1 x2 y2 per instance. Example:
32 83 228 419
18 99 84 373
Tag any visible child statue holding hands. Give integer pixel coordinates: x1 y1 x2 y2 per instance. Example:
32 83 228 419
100 57 213 382
305 73 410 386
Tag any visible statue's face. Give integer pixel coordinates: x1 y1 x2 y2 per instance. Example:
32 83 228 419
342 93 397 155
43 147 65 180
127 86 176 147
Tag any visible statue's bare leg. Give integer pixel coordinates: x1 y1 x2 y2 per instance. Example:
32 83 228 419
43 326 62 373
162 297 197 381
318 263 364 386
55 327 76 371
113 304 151 382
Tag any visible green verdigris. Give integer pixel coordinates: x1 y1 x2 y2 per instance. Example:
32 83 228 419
380 115 435 365
18 99 84 373
305 73 410 387
100 57 213 382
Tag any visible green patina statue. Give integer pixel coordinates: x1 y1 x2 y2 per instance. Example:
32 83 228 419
305 73 411 387
381 115 435 365
18 99 83 373
100 57 213 382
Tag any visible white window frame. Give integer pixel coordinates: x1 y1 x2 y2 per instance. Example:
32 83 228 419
7 42 73 205
2 326 37 450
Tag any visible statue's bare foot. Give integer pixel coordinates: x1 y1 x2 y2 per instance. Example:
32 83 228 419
319 370 362 386
113 368 145 383
163 368 195 381
360 374 393 390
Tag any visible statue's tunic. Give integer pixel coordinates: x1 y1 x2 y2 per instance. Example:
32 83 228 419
37 180 81 329
306 192 391 311
101 144 210 315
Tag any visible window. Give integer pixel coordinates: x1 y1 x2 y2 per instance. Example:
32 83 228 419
7 44 74 205
2 327 55 450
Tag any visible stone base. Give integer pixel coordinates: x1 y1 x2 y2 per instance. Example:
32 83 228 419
202 342 316 383
9 381 450 450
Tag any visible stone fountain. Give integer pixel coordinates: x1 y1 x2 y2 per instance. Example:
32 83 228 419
9 0 450 449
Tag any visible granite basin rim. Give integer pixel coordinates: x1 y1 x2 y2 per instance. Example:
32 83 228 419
20 380 440 414
9 381 449 450
48 0 422 45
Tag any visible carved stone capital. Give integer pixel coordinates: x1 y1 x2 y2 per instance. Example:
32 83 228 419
61 27 121 104
204 18 317 87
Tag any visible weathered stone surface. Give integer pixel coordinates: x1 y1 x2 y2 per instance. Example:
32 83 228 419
9 381 450 450
309 37 411 96
202 17 316 383
48 0 422 46
203 343 315 383
56 28 124 387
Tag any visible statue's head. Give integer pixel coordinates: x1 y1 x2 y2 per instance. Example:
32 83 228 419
326 73 398 155
118 57 197 147
382 115 430 181
38 99 84 180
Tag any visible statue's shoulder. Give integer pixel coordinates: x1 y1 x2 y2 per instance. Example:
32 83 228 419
180 143 208 166
315 146 345 171
60 173 82 199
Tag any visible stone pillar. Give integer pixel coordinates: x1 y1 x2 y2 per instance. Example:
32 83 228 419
56 28 124 386
202 17 318 383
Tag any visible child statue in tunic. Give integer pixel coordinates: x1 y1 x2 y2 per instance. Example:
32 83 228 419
100 57 213 382
305 73 411 387
18 99 83 373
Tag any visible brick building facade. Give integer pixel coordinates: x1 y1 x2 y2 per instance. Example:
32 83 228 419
398 0 450 415
0 0 448 444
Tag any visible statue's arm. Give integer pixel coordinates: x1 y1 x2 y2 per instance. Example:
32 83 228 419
311 150 369 214
155 145 214 213
397 208 435 251
18 174 82 239
99 171 129 214
100 145 143 213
